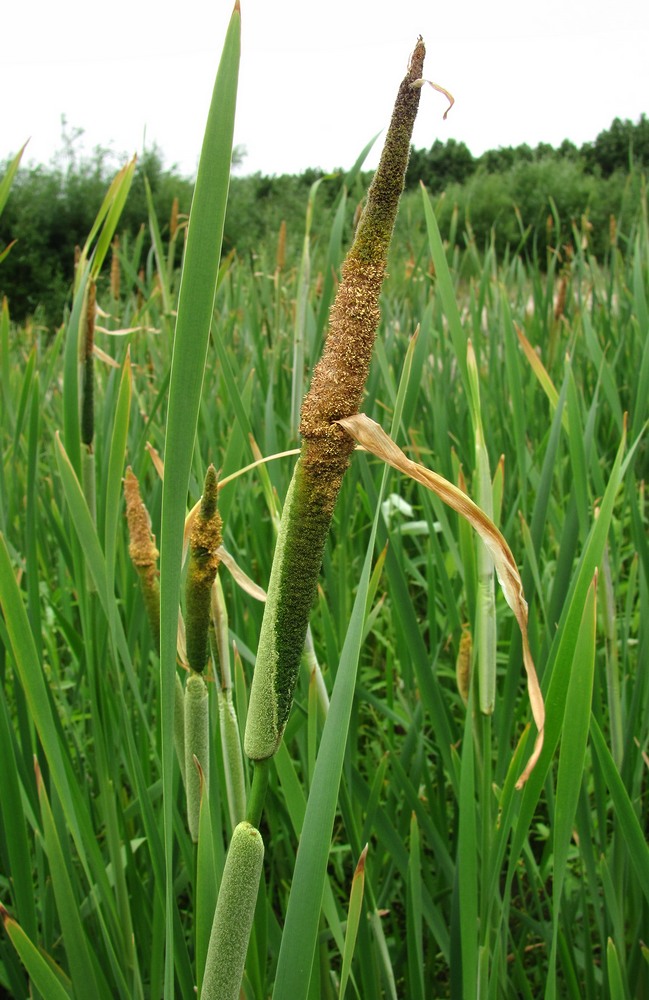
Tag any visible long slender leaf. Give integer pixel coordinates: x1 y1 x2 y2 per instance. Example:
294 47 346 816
158 9 240 995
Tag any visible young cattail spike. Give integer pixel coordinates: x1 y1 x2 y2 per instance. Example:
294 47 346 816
185 670 210 842
185 465 222 674
124 467 160 647
200 822 264 1000
245 38 426 761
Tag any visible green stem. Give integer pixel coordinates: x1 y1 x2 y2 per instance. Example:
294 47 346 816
246 758 270 828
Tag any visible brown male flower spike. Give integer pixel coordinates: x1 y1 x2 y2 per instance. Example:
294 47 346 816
245 38 427 761
124 466 160 647
185 464 222 674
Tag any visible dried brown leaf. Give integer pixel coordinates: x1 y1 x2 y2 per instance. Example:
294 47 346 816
338 412 545 787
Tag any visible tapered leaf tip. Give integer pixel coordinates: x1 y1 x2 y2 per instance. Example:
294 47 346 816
355 844 369 877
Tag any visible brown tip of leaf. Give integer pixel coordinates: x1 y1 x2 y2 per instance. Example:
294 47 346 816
355 844 369 877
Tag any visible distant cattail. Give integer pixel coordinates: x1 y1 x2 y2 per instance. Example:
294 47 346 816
554 273 568 321
110 236 121 300
609 214 617 248
405 253 415 279
276 219 287 273
201 822 265 1000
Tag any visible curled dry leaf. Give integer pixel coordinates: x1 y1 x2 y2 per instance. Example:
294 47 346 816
410 78 455 119
218 546 267 602
95 325 161 337
338 412 545 788
177 608 188 669
145 442 165 481
92 344 121 368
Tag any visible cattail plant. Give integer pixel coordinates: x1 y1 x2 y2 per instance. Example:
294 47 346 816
244 37 427 765
3 8 645 998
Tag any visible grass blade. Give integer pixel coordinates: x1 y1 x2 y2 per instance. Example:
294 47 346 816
158 7 240 993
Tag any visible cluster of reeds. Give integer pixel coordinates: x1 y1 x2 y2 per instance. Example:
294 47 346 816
0 3 648 998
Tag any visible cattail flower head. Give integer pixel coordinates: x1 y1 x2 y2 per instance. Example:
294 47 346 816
185 465 222 674
201 822 264 1000
124 467 160 646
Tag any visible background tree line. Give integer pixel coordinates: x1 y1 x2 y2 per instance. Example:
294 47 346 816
1 114 647 326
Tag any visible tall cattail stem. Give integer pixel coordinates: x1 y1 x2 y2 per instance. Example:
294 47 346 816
245 39 426 761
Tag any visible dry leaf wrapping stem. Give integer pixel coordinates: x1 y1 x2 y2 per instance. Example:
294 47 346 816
337 412 545 788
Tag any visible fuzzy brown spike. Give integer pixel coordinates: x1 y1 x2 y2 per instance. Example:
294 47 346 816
299 37 425 478
124 467 160 647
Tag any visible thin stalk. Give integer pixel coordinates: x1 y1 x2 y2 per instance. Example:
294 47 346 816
246 759 270 828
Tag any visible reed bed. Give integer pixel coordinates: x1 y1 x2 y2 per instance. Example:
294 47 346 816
0 9 648 998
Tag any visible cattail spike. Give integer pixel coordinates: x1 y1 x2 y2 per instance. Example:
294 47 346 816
245 38 426 761
185 465 222 673
200 822 264 1000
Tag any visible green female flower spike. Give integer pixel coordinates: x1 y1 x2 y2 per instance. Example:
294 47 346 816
185 464 222 673
200 821 264 1000
244 38 426 760
185 670 209 842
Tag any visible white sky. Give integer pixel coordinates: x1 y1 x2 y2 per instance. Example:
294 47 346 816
3 0 648 179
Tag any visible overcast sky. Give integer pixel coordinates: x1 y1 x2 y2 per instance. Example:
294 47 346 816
3 0 648 179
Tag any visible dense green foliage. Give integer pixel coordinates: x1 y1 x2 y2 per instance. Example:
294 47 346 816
1 114 647 326
0 97 648 997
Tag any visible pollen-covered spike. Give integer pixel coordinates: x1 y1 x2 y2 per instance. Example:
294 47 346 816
185 465 222 673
